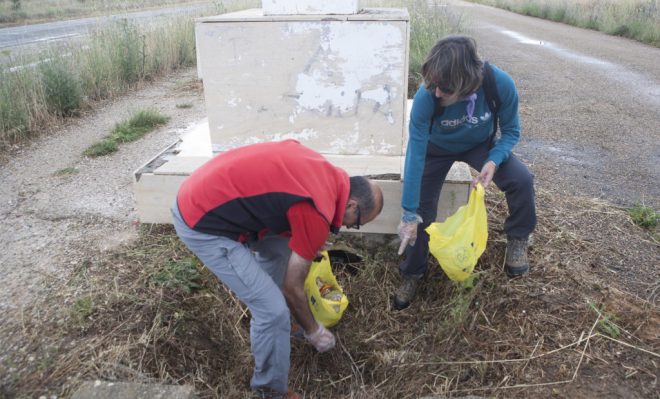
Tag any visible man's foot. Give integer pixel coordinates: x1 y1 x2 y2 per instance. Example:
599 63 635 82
393 274 421 310
505 238 529 278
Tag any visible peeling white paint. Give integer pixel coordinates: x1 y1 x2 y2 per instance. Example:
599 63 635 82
285 22 403 124
268 128 319 142
330 129 366 154
212 129 320 152
197 12 409 156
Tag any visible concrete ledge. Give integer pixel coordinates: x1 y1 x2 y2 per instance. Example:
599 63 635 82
71 381 197 399
133 141 471 232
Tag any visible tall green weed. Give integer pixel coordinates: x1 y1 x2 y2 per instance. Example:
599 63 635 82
39 57 82 117
0 65 47 144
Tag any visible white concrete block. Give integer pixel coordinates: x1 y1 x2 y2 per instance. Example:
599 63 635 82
262 0 360 15
196 9 410 156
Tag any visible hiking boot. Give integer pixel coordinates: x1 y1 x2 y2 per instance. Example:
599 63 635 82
393 274 421 310
505 238 530 278
253 388 301 399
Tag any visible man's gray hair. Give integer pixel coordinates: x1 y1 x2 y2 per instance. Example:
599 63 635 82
349 176 381 216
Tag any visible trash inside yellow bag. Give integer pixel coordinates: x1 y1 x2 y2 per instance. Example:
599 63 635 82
304 251 349 327
426 183 488 282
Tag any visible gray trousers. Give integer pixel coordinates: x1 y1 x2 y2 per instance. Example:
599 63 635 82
172 204 292 393
401 140 537 277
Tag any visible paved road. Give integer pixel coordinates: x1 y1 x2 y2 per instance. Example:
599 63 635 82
448 0 660 207
0 4 210 52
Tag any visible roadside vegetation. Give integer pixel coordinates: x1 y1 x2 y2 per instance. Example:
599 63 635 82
628 204 659 228
467 0 660 47
83 109 169 157
0 0 205 26
0 16 196 147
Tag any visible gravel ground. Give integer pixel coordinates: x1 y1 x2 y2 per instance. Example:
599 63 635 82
454 0 660 208
0 2 658 396
0 69 206 315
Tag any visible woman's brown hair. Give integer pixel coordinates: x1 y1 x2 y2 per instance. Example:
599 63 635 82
421 35 484 98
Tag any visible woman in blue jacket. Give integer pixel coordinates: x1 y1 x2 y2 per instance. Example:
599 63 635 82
394 35 536 310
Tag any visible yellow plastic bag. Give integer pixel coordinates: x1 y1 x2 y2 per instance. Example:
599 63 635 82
426 183 488 282
304 251 349 328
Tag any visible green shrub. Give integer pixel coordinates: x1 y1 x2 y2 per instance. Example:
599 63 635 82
149 257 203 293
113 109 169 143
115 20 144 84
70 296 94 326
0 71 30 142
628 204 659 228
83 109 168 157
40 59 82 117
83 138 118 157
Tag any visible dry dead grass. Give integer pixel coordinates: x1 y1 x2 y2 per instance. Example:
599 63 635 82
1 188 658 398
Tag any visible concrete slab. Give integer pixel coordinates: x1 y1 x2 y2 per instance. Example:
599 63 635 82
262 0 360 15
133 99 473 232
70 381 198 399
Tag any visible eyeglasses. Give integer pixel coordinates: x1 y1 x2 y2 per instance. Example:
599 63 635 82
427 82 455 95
352 204 361 230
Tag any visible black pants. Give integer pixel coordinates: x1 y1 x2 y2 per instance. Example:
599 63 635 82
400 140 537 277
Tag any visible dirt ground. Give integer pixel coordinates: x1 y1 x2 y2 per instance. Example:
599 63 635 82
0 1 659 398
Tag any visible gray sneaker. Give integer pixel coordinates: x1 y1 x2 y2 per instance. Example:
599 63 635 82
505 238 530 278
393 274 421 310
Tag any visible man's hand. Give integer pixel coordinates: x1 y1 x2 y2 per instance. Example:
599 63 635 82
397 212 423 255
304 322 336 352
472 160 496 189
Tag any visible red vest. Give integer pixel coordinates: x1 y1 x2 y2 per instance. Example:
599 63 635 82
177 140 350 240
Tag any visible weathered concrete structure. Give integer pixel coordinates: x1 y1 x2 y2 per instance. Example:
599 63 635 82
133 0 471 233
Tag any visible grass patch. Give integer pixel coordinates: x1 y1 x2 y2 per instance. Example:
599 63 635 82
590 303 622 339
176 102 193 109
149 257 203 293
53 167 78 176
83 109 168 157
627 204 659 228
467 0 660 47
39 57 82 117
83 138 118 157
70 296 94 327
114 110 170 143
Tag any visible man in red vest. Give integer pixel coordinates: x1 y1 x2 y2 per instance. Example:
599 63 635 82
172 140 383 399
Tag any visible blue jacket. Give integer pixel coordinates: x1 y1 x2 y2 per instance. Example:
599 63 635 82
402 64 520 214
